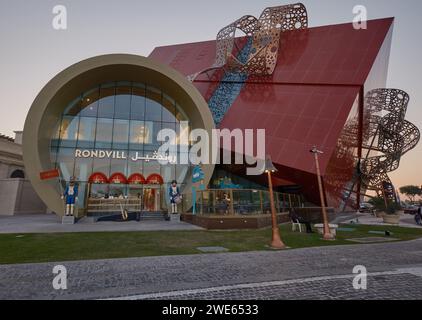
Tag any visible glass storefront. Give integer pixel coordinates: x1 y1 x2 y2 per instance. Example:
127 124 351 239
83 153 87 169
50 81 192 213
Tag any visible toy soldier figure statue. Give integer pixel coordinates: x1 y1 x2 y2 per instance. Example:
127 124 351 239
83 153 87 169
169 180 181 214
61 177 78 216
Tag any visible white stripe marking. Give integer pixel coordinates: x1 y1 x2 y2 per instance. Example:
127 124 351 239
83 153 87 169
103 268 422 300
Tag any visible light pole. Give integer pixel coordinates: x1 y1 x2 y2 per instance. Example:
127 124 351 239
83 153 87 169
265 155 286 249
310 146 334 240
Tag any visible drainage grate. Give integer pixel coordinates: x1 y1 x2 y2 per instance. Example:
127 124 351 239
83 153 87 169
346 237 399 243
196 246 229 253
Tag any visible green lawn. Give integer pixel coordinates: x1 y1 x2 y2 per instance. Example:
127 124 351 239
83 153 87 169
1 224 422 265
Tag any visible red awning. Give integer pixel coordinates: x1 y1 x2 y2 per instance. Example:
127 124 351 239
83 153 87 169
88 172 108 184
127 173 147 185
146 174 164 185
109 172 128 184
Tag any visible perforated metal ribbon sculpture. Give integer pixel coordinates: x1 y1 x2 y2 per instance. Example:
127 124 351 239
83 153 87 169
188 3 308 82
360 89 420 199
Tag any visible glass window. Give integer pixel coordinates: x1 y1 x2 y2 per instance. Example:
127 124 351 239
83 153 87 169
161 164 176 184
98 83 115 118
131 84 146 120
143 161 161 179
59 116 79 147
162 93 176 122
95 118 113 148
130 120 153 149
114 83 131 120
51 82 192 211
74 156 93 182
80 87 100 117
77 117 97 148
92 155 111 177
128 151 144 175
57 147 75 181
113 119 129 149
51 122 61 148
176 159 189 184
152 122 162 147
64 96 82 116
176 103 189 122
145 86 162 121
110 157 128 177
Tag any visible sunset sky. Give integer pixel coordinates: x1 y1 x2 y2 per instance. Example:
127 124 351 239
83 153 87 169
0 0 421 190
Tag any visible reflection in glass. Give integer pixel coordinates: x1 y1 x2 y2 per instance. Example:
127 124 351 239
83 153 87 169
98 84 115 118
130 120 152 147
114 83 131 120
113 119 129 149
80 87 99 117
50 81 191 211
131 85 146 120
59 116 79 147
146 86 162 121
77 117 97 148
95 118 113 148
162 93 176 122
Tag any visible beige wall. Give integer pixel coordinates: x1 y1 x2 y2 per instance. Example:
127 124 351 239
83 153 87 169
0 179 47 215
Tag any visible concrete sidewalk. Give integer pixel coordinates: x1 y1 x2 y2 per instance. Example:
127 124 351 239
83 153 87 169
334 211 422 229
0 214 203 234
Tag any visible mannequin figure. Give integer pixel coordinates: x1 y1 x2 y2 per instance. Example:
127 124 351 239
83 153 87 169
168 180 181 214
61 178 79 216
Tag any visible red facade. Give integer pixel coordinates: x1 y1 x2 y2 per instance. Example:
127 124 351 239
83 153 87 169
149 18 394 210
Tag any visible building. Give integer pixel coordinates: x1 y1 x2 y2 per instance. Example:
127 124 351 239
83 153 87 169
22 4 419 220
149 14 417 211
0 132 46 215
23 55 215 217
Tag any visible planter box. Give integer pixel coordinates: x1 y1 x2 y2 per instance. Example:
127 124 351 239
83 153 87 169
181 213 290 230
62 216 75 225
374 211 385 218
170 214 181 222
383 214 400 225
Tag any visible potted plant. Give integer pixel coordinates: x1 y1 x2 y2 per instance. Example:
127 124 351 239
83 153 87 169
368 197 386 218
382 202 401 225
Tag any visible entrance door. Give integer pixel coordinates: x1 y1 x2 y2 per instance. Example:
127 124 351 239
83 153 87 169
143 186 161 211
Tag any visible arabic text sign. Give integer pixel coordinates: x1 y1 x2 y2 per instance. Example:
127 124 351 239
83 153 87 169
74 149 177 164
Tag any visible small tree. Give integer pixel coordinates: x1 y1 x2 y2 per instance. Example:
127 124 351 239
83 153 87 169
399 185 422 203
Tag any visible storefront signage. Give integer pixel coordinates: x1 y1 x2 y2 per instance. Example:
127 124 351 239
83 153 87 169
74 149 176 164
40 169 60 180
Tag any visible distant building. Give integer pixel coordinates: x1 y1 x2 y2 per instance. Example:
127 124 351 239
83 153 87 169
0 132 46 215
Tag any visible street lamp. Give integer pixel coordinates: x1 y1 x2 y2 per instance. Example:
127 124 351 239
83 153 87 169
310 146 334 240
265 155 286 249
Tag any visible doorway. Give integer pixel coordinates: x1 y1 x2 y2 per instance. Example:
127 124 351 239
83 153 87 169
143 185 161 211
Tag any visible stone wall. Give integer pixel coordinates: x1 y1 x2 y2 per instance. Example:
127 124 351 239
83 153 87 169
0 179 46 215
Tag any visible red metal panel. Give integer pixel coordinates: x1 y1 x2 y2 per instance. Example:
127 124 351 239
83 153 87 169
219 83 361 175
150 18 393 87
149 17 394 208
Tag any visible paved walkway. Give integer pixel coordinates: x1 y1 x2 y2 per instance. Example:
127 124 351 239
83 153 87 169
0 214 203 234
334 211 421 229
1 239 422 300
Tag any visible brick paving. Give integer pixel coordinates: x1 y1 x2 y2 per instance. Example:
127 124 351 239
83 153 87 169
1 238 422 300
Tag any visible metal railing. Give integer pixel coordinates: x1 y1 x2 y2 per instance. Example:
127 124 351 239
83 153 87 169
185 189 303 216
